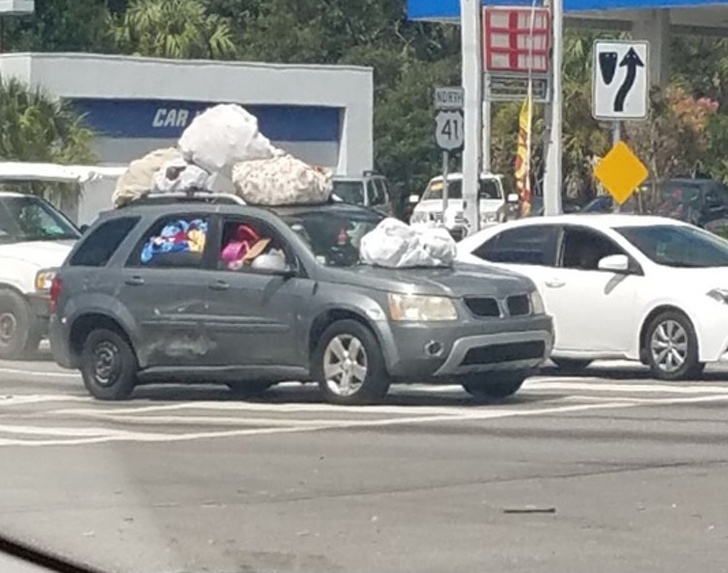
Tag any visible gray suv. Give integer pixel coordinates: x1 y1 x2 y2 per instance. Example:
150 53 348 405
49 200 553 405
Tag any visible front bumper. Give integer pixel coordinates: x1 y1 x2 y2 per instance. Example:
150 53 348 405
379 314 553 380
25 293 51 333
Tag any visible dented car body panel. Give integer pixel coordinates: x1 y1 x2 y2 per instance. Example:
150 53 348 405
50 201 553 383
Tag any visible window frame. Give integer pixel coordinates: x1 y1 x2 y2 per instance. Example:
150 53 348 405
473 224 560 266
124 212 214 270
557 225 643 274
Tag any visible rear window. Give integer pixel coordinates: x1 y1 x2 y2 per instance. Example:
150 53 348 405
69 217 139 267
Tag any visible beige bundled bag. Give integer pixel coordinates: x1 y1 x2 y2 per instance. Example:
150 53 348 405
112 147 182 207
231 154 333 206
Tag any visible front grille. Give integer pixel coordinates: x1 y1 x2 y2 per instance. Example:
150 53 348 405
430 212 443 222
507 294 531 317
464 297 501 317
461 341 545 366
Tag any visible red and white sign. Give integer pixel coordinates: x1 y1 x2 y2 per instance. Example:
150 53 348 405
482 7 551 74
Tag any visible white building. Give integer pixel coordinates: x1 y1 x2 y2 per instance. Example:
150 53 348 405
0 53 374 223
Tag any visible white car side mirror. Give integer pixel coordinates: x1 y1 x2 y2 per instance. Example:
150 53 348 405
598 254 630 273
507 193 519 203
408 194 420 204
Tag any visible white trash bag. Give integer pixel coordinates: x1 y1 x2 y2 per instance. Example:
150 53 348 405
359 218 456 268
231 154 333 206
151 158 211 194
112 147 182 207
178 104 279 178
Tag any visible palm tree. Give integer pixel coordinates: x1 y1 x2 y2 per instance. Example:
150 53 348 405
110 0 238 60
0 77 96 164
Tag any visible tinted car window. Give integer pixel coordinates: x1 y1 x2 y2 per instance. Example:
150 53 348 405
127 215 210 269
0 195 80 244
332 181 365 205
474 225 557 265
69 217 139 267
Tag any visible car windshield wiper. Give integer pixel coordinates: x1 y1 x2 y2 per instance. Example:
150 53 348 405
0 531 106 573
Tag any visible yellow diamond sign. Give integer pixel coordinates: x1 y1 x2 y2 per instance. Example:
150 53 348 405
594 141 649 205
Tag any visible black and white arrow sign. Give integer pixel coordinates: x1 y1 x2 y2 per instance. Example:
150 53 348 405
592 40 649 121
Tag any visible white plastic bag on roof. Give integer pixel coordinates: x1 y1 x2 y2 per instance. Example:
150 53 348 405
151 157 211 194
178 104 279 178
112 147 182 207
359 218 456 268
231 154 333 206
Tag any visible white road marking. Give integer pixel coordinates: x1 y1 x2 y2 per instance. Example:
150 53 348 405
1 392 727 448
529 381 728 394
0 367 77 379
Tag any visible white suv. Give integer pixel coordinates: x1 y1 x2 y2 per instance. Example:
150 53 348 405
409 173 514 236
0 192 81 359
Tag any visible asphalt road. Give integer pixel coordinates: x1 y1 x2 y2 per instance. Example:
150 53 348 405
0 351 727 573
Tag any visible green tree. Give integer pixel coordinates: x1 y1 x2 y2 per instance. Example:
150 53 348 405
110 0 238 59
0 77 96 164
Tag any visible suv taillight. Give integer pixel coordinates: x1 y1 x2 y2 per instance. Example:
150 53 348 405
49 276 63 313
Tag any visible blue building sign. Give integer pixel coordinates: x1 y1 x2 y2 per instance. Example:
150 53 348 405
68 98 341 142
407 0 726 18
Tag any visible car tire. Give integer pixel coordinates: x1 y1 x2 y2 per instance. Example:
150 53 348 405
644 310 702 381
314 319 390 405
80 328 138 400
551 358 592 372
0 290 42 360
226 381 274 397
461 371 528 401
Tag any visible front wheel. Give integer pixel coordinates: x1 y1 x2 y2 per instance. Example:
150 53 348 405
0 290 42 360
80 328 138 400
461 371 528 401
314 320 390 405
644 310 702 381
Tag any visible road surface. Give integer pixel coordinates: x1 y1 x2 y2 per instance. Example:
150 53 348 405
0 353 726 573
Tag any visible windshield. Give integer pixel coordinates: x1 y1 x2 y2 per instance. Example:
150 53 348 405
0 195 80 243
422 178 502 201
277 203 384 267
332 180 365 205
616 224 728 267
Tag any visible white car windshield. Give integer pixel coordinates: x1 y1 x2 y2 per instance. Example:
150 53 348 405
422 178 502 201
0 195 80 243
617 224 728 268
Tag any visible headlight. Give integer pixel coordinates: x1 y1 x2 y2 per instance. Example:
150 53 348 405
707 288 728 304
388 293 458 322
35 269 57 293
529 289 546 314
480 211 498 224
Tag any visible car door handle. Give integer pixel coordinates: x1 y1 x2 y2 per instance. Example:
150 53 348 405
209 280 230 291
545 279 565 288
124 276 144 286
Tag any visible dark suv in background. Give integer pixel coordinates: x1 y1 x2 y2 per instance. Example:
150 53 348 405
48 198 553 405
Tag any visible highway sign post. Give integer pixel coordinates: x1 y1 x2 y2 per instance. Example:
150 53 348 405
434 93 465 220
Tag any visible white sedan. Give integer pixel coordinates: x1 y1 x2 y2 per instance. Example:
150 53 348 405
457 214 728 380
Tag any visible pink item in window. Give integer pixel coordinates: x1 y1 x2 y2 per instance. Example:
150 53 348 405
221 224 260 267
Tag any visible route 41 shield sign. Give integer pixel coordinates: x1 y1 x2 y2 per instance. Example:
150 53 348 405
592 40 649 121
435 110 464 151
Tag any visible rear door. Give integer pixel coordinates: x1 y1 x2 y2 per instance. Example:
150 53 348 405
116 211 218 368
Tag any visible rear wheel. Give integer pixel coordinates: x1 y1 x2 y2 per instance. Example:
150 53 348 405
461 371 528 401
80 328 138 400
551 358 592 372
0 290 42 360
644 310 702 381
314 320 390 405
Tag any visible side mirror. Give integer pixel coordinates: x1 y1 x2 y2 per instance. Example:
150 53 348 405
507 193 519 203
408 194 420 205
598 254 630 273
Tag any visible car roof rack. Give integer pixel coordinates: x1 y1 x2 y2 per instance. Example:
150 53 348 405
118 188 346 209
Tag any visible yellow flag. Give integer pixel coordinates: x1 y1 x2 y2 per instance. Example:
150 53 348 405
514 96 532 216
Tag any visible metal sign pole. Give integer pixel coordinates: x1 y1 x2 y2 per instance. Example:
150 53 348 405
612 121 621 145
442 151 450 219
542 0 564 216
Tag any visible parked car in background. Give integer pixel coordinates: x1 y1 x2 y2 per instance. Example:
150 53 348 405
457 214 728 381
524 195 584 218
0 191 81 359
581 178 728 232
50 198 552 405
331 171 394 216
409 173 512 240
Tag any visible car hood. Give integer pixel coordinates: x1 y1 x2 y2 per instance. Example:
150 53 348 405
323 262 535 298
0 240 75 269
415 198 504 214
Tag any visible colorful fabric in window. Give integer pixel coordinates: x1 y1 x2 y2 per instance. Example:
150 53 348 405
141 218 208 264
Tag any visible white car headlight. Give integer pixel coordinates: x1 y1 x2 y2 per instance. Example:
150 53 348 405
707 288 728 304
388 293 458 322
529 289 546 315
35 269 57 293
